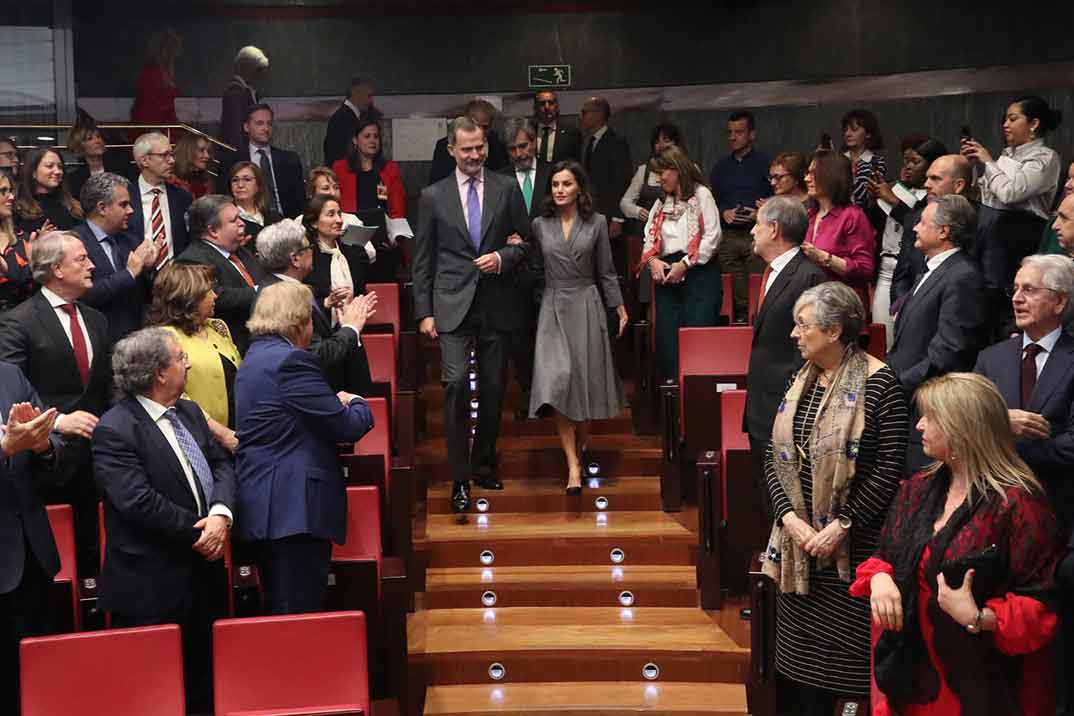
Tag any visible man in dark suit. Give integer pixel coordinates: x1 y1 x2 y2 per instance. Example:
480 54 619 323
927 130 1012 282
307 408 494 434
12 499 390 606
219 45 268 150
323 76 382 166
176 195 268 354
534 90 583 164
745 197 828 518
92 327 236 712
427 99 508 186
0 364 70 714
580 96 633 273
413 115 531 512
255 219 375 395
76 172 167 344
888 195 986 472
217 104 305 218
128 132 193 262
0 231 112 572
500 117 552 417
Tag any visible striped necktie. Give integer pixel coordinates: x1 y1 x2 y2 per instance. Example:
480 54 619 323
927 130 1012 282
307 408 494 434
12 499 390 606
149 188 167 254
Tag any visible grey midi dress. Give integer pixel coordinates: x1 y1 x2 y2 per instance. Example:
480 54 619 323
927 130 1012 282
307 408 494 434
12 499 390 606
528 212 626 421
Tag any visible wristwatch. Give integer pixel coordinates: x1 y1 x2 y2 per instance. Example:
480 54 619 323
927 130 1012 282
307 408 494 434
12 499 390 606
824 252 834 268
965 608 983 634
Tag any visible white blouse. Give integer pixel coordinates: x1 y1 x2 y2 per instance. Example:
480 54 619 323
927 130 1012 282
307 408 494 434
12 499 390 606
977 139 1061 220
641 184 722 266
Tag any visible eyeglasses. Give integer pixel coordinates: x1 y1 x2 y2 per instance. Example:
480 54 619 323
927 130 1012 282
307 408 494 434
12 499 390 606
1007 284 1059 299
0 151 17 160
146 151 175 160
231 175 256 185
793 321 818 332
769 173 791 182
293 243 314 255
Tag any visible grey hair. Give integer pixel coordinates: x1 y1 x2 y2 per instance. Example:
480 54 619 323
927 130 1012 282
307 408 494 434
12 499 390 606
187 194 236 241
1020 253 1074 296
30 231 78 284
793 281 866 346
132 132 170 162
931 194 977 248
447 115 483 145
757 196 809 245
256 218 307 272
112 327 176 399
80 172 130 216
234 45 269 72
502 117 536 143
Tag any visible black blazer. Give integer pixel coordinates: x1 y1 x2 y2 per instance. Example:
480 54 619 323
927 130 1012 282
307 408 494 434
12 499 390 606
583 127 633 222
307 240 369 306
67 151 135 201
0 362 70 594
217 146 306 219
412 170 531 333
975 332 1074 524
125 178 193 259
175 240 267 355
322 102 383 167
0 291 112 416
74 222 150 344
427 131 509 187
744 251 829 441
535 123 583 164
92 396 236 616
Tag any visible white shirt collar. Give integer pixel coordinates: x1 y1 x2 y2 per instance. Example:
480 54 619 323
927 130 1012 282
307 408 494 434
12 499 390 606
203 239 234 260
1007 138 1046 160
844 148 875 164
538 120 557 131
135 394 170 422
925 246 960 272
343 99 360 118
591 125 609 142
249 141 270 157
456 167 483 187
273 272 300 284
769 246 801 274
1023 325 1062 353
40 286 69 309
138 174 164 194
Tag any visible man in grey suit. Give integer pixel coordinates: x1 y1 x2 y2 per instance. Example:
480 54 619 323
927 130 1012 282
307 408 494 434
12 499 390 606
413 116 531 512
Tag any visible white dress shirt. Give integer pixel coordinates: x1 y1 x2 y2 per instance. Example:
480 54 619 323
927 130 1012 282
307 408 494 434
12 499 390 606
537 121 558 162
764 246 801 294
512 165 536 195
641 185 723 267
40 286 94 367
134 395 232 521
249 142 283 211
978 138 1061 220
913 247 961 295
139 175 173 259
1023 325 1062 378
621 164 662 220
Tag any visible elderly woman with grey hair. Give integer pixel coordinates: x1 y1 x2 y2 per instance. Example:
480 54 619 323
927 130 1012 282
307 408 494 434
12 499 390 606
762 281 908 714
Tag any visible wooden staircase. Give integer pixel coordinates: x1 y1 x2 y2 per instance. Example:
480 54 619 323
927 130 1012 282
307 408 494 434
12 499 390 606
408 345 752 714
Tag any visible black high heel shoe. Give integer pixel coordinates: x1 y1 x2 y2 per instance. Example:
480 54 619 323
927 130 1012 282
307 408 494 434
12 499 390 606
566 484 582 496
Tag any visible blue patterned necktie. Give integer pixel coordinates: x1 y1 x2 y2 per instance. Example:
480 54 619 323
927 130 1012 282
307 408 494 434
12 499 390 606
164 408 214 512
467 176 482 251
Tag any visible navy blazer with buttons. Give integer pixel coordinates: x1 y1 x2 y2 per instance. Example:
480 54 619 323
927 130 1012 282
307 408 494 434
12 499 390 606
126 178 193 259
74 221 150 344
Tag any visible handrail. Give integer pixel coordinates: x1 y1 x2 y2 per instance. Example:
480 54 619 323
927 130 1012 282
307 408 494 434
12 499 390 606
0 122 235 154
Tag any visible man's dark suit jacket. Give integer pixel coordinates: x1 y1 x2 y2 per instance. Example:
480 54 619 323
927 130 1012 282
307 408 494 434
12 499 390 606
217 145 305 219
0 291 112 417
500 161 552 303
500 160 552 220
583 127 633 223
888 202 927 306
427 131 508 187
75 221 150 344
175 240 268 355
322 102 383 167
91 396 236 616
259 273 373 395
535 123 583 164
125 178 193 260
975 331 1074 524
744 251 828 441
412 170 531 334
0 362 70 595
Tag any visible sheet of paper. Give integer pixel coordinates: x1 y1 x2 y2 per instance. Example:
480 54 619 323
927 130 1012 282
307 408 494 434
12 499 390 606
387 217 414 240
340 224 377 247
391 117 448 162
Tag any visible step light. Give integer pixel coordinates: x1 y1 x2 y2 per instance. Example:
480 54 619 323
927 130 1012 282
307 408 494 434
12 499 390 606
586 461 601 476
642 662 660 680
488 662 506 681
588 477 601 489
609 547 625 564
479 550 495 566
481 590 497 607
481 568 494 582
594 496 609 510
475 498 490 513
595 513 608 526
618 590 635 607
470 399 480 410
477 514 489 528
611 567 624 581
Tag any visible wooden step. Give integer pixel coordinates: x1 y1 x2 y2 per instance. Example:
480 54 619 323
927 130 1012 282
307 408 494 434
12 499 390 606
423 681 749 715
424 565 697 609
417 439 663 481
408 607 750 685
427 411 638 438
418 511 695 567
426 476 663 514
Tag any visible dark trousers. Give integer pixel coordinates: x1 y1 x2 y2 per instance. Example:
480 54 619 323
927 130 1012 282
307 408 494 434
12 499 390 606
508 296 538 409
111 558 226 713
257 534 333 616
653 253 722 380
440 300 508 484
0 543 52 714
777 674 840 716
718 226 764 323
748 434 775 523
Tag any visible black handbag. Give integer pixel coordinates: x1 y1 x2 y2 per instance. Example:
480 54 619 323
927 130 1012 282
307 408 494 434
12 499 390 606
939 543 1003 599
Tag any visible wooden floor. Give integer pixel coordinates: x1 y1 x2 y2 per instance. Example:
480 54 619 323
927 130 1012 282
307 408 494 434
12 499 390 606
409 347 752 714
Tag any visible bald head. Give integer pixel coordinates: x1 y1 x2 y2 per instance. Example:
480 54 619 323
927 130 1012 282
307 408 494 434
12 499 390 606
1053 194 1074 256
925 154 972 201
580 96 611 132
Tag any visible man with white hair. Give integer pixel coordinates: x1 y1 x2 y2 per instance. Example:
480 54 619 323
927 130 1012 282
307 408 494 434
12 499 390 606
127 132 193 261
220 45 269 149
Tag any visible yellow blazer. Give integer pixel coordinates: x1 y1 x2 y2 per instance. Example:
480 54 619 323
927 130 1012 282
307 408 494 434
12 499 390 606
162 319 241 427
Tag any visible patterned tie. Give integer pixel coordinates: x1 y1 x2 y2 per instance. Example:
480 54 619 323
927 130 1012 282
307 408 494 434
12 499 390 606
164 408 214 512
467 176 482 251
540 125 552 162
258 149 280 214
521 171 534 213
1021 343 1043 408
149 188 168 257
757 265 773 311
59 304 90 386
228 252 257 287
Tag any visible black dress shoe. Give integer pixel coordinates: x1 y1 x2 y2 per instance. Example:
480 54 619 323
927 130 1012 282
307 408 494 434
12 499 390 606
566 485 582 496
451 481 471 513
473 474 504 490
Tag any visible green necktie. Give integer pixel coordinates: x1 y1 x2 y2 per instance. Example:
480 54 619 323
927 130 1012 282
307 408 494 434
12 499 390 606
522 171 534 213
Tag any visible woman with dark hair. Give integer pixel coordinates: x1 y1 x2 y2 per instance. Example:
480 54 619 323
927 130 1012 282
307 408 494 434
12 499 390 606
67 123 129 200
228 160 280 244
170 133 213 199
620 121 683 226
801 150 876 316
0 171 33 311
762 151 810 206
330 118 406 282
0 137 19 177
14 147 82 233
301 193 368 320
852 372 1062 716
530 160 627 494
962 95 1063 331
842 108 886 210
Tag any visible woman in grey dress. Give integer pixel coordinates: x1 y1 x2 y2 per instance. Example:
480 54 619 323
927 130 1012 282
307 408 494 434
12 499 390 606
529 161 628 494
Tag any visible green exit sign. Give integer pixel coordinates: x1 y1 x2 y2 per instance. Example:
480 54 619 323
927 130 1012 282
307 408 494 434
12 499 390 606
528 65 571 89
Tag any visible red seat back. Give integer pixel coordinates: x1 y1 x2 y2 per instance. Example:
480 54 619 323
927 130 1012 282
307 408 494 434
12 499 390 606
356 397 390 465
867 323 887 360
21 624 185 715
213 611 369 716
364 332 398 418
332 487 382 564
720 273 733 322
45 504 80 631
748 273 762 325
365 281 400 345
720 390 749 521
678 326 752 439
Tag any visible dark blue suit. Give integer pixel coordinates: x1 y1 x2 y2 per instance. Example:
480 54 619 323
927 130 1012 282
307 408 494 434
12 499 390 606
74 221 150 344
126 179 193 259
235 335 373 613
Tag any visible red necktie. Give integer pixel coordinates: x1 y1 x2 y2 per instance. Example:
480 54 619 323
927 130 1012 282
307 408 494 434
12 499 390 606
757 266 773 311
228 253 256 288
1020 343 1042 408
60 304 90 386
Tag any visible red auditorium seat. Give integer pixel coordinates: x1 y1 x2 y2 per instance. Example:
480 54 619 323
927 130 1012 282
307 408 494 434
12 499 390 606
364 281 400 346
867 322 887 360
213 611 369 716
21 624 185 715
719 272 733 324
44 504 80 632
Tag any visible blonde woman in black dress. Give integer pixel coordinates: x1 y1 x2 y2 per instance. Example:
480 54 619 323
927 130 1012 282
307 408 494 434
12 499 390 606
529 161 628 493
